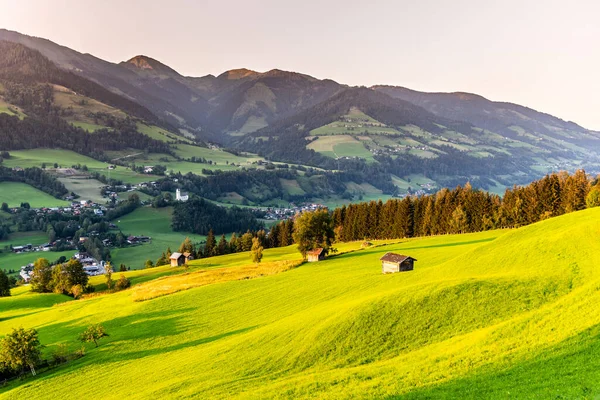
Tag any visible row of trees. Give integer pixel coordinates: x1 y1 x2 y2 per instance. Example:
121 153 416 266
172 197 264 235
0 166 69 199
29 258 93 297
332 170 599 242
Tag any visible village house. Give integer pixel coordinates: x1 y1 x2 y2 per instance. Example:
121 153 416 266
380 253 416 273
307 248 325 262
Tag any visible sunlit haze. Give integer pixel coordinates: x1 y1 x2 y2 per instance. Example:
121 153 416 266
1 0 598 129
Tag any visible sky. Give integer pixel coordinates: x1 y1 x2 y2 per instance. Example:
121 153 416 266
0 0 599 129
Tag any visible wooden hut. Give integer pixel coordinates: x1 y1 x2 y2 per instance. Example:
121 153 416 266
380 253 416 273
307 248 325 262
183 252 194 263
170 252 185 267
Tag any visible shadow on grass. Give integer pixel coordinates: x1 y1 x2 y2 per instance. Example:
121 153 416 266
387 324 600 399
329 237 497 263
119 325 258 360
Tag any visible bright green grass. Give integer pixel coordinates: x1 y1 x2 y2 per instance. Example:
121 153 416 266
0 182 69 208
3 209 600 398
0 231 48 248
109 206 207 270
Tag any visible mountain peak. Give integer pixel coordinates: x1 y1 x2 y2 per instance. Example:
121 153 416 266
122 55 180 76
217 68 259 80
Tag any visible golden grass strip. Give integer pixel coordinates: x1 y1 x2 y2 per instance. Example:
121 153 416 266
131 259 303 301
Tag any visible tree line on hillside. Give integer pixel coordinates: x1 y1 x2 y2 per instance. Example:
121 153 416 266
0 113 172 159
332 170 599 241
171 197 264 235
153 219 295 267
153 167 396 205
0 41 167 127
0 165 68 199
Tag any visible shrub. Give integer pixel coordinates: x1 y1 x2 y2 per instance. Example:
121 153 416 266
115 274 131 290
79 325 109 348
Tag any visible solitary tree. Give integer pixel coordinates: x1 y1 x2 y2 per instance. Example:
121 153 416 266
250 237 263 264
0 270 10 297
178 237 195 255
204 229 216 257
104 262 114 290
0 327 42 376
79 324 109 348
586 187 600 208
292 209 335 259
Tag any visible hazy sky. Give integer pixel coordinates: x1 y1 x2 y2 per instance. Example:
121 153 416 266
1 0 599 129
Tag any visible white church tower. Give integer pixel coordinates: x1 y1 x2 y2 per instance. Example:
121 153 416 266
176 188 189 202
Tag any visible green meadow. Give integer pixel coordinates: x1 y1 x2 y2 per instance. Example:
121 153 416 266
0 182 69 208
109 206 207 269
2 207 600 398
2 149 156 185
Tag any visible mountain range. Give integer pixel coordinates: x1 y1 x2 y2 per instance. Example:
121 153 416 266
0 28 599 192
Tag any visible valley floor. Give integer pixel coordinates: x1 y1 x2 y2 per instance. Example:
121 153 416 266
2 209 600 398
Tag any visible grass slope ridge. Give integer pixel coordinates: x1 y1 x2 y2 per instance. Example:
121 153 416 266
1 209 600 398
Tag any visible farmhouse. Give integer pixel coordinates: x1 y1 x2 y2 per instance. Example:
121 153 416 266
380 253 416 273
307 248 325 262
170 252 185 267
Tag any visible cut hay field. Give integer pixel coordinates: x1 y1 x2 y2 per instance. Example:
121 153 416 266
2 208 600 398
307 135 374 161
0 182 69 208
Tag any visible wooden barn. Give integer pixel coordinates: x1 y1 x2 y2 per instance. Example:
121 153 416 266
307 248 325 262
183 252 194 263
380 253 416 273
170 252 185 267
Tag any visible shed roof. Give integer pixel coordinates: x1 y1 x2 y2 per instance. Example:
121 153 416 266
307 248 324 256
183 252 192 257
379 252 416 264
170 252 183 260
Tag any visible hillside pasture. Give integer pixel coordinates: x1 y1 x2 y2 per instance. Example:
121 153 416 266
109 206 207 270
2 209 600 398
2 149 157 185
0 182 69 208
307 135 374 160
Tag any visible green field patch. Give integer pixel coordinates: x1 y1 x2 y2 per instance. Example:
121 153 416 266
280 178 306 196
307 135 374 160
70 121 107 132
0 250 76 274
310 108 402 136
0 231 49 248
136 123 192 143
0 97 26 119
3 149 156 185
0 182 69 208
109 206 207 269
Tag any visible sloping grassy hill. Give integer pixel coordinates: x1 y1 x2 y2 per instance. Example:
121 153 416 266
2 208 600 398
